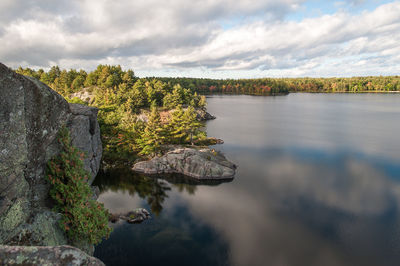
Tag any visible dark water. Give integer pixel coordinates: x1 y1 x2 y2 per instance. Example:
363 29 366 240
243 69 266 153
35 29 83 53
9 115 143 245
94 94 400 266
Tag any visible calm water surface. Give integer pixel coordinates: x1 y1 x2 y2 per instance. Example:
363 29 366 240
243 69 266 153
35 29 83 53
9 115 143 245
94 94 400 266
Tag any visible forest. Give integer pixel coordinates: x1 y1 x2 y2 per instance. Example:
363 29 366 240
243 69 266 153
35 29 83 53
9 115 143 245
16 65 208 163
16 64 400 162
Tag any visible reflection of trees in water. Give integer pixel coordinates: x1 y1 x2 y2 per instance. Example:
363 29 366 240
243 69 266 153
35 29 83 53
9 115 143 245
93 166 231 215
146 179 170 215
162 174 232 191
93 167 171 215
174 183 197 195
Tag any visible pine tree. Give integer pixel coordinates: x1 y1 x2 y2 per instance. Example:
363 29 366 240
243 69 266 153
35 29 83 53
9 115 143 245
198 95 207 109
166 105 202 145
137 107 165 156
131 79 148 109
167 105 186 143
182 106 203 145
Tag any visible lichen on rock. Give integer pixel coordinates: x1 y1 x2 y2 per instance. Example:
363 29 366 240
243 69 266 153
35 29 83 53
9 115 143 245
0 245 105 266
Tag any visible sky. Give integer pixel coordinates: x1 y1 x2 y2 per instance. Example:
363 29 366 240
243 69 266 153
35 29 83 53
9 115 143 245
0 0 399 78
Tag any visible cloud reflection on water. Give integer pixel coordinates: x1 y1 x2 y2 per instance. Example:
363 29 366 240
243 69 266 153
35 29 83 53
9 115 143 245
179 150 400 266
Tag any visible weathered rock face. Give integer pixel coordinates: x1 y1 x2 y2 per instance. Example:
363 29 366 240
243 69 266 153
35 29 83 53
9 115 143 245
0 245 105 265
132 148 236 179
69 104 102 184
0 62 102 249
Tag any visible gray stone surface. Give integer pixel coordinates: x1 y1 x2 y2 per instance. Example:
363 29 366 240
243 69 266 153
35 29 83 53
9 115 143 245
0 245 105 265
69 104 102 184
6 211 68 247
133 148 236 179
0 62 102 250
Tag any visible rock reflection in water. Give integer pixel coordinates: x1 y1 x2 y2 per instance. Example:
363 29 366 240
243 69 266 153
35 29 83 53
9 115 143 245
93 167 231 215
94 168 171 215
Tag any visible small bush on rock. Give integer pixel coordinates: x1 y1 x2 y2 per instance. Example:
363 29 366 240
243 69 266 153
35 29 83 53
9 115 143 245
46 126 112 244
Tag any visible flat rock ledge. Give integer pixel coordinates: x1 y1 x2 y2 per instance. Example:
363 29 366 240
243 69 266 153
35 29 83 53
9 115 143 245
0 245 104 266
132 148 236 179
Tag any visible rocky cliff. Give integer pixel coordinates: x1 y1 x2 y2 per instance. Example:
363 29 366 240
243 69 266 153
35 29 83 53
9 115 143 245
0 63 102 250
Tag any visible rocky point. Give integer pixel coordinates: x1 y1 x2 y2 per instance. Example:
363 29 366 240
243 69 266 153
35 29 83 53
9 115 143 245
132 148 236 179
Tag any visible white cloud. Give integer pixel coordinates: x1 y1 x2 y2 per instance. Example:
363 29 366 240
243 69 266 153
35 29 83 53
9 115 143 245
0 0 399 77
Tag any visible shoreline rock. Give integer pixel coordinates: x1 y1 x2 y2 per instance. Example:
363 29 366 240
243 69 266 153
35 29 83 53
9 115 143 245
195 108 216 121
110 208 151 224
132 148 236 180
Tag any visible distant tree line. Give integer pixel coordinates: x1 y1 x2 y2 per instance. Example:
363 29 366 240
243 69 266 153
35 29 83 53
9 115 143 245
16 65 400 97
157 76 400 94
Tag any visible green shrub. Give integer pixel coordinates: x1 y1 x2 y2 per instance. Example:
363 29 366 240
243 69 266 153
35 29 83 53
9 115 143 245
46 126 112 244
65 97 88 105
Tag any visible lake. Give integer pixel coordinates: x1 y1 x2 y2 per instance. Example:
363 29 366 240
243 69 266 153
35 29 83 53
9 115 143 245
94 93 400 266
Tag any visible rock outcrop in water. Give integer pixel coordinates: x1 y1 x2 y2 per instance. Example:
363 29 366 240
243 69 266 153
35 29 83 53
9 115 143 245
195 108 216 121
109 208 151 224
0 62 102 251
0 245 104 265
132 148 236 179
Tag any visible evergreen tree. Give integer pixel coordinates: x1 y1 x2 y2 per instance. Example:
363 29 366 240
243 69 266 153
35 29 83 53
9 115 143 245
71 75 85 92
198 95 207 109
137 107 165 156
130 79 148 110
85 71 98 87
182 106 203 145
48 66 61 83
122 70 135 87
166 105 186 143
146 79 166 107
163 84 187 108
